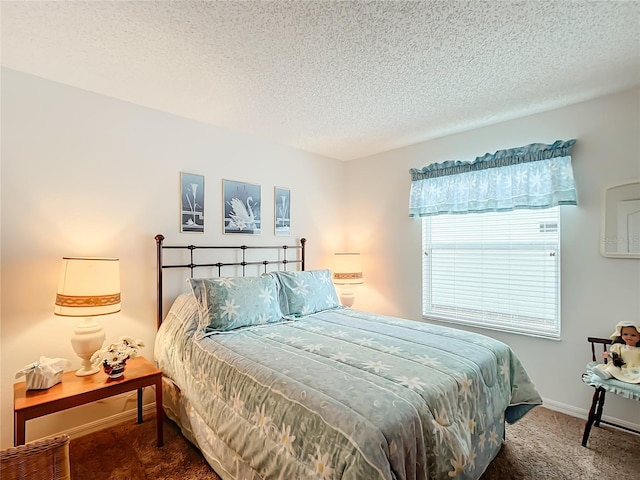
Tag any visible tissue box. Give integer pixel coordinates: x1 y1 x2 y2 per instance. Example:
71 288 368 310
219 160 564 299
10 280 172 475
25 369 64 390
16 356 71 390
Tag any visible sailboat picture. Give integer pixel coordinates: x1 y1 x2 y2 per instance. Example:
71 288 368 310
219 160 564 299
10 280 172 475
223 179 261 235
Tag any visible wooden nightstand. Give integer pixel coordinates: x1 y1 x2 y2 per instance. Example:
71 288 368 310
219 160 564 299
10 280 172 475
13 356 163 447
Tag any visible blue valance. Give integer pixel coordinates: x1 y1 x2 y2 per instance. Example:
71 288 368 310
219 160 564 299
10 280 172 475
409 140 578 217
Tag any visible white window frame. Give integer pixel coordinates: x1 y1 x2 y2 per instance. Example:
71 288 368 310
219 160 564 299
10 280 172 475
421 207 561 339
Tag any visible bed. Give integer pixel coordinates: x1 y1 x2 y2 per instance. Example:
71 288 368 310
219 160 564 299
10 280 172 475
153 235 542 480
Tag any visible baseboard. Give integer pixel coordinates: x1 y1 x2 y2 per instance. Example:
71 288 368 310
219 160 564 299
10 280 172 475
41 403 157 442
542 397 640 434
541 398 588 419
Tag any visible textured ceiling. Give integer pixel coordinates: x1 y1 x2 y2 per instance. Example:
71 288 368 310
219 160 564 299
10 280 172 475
2 1 639 161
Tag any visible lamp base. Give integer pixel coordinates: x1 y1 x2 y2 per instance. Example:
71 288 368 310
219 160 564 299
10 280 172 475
339 289 355 308
75 364 101 376
70 317 105 377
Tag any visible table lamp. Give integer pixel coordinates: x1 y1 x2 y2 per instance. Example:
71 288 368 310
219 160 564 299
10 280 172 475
332 252 363 307
54 257 121 376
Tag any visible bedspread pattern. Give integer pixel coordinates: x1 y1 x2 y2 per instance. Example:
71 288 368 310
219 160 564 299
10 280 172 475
156 300 541 480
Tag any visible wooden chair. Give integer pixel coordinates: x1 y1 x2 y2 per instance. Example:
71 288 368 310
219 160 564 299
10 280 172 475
581 337 640 446
0 435 70 480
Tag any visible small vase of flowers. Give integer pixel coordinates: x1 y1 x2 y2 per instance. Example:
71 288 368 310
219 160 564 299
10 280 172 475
90 336 145 379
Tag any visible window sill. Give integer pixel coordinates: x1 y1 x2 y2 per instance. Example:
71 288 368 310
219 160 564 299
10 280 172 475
422 314 561 341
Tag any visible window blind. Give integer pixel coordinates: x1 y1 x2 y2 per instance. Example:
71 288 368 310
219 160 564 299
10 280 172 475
422 207 561 338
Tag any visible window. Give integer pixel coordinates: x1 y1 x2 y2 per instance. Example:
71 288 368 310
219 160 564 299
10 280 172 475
422 207 561 339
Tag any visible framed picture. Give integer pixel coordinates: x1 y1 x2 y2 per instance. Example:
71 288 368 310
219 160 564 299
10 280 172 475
180 172 204 233
223 179 261 235
274 187 291 236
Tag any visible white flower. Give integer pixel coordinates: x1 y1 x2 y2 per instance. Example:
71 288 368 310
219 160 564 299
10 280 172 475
319 271 331 283
303 343 323 352
220 299 240 320
457 375 473 401
212 377 223 397
431 409 449 444
396 375 426 392
252 405 272 434
477 432 487 452
330 352 352 362
362 360 391 373
278 424 296 455
90 336 144 366
294 279 309 296
414 354 441 368
380 345 403 355
448 451 466 477
214 277 235 288
468 448 477 470
257 313 270 324
259 286 274 304
488 427 500 448
467 417 476 434
309 445 334 479
232 390 245 414
500 361 510 381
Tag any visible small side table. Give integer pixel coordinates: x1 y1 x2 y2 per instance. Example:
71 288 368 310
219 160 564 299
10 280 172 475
13 356 163 447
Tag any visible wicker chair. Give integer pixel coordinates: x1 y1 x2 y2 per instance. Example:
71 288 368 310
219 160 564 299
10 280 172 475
0 435 70 480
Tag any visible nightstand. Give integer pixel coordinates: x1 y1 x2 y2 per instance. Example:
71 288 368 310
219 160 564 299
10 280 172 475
13 356 163 447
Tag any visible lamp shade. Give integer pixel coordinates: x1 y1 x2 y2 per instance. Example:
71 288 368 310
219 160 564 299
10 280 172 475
54 257 121 317
333 253 363 285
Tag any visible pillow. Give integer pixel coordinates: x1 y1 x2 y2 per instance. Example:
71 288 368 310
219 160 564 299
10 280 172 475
187 276 283 334
270 269 340 317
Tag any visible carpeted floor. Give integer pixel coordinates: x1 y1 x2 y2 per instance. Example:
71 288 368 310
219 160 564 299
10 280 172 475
481 407 640 479
70 406 640 479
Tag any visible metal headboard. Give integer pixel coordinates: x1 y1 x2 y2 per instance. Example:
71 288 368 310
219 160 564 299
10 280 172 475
155 234 306 329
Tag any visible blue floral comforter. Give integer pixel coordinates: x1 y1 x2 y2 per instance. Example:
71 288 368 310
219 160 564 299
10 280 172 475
155 296 542 480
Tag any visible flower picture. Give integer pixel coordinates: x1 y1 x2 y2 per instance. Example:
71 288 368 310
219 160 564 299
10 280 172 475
181 172 204 233
275 187 290 236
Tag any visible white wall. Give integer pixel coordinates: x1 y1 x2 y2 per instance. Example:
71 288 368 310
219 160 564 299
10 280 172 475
344 87 640 427
0 68 346 448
